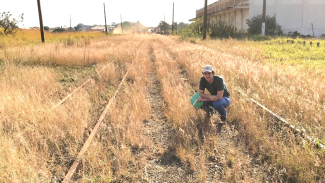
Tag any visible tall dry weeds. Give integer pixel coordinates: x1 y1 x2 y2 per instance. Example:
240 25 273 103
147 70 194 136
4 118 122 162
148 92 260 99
0 35 148 182
158 36 325 182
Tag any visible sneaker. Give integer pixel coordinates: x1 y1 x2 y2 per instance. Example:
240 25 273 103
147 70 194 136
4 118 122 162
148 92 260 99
208 106 214 116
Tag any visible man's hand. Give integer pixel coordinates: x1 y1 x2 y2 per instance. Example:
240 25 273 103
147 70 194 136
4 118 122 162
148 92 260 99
197 96 203 102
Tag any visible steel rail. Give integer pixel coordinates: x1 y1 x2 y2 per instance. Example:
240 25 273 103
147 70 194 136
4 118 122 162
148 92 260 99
62 61 134 183
236 88 325 150
51 61 114 110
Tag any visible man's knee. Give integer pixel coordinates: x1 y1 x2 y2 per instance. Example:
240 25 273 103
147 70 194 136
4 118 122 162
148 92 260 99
212 101 222 109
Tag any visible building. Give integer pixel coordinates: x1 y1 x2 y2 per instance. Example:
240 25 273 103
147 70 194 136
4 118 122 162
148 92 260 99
90 26 106 32
193 0 325 37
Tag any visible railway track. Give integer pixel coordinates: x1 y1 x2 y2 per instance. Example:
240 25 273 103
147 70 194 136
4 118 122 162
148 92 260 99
62 60 134 182
51 61 114 110
236 88 325 150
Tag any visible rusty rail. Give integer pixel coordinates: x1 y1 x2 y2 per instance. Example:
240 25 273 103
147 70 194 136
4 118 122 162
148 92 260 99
236 88 325 150
51 61 114 110
62 61 134 183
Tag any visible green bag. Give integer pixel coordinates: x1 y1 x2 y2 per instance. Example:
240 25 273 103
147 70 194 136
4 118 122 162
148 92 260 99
190 92 203 111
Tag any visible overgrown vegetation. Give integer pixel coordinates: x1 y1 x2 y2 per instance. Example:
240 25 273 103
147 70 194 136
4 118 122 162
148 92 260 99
1 34 325 182
175 17 236 39
246 14 283 36
0 29 108 47
197 37 325 70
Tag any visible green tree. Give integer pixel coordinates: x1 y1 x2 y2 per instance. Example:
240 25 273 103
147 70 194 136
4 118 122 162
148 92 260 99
159 21 170 32
0 11 24 35
44 26 49 31
178 22 189 30
246 15 283 36
52 27 65 33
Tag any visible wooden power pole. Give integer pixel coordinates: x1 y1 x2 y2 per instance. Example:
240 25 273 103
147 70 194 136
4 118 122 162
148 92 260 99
120 14 123 34
70 14 71 31
103 3 108 35
262 0 266 35
37 0 45 43
203 0 208 40
172 2 174 33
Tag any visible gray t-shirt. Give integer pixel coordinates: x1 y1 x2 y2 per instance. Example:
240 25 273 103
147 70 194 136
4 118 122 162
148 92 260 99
199 75 230 97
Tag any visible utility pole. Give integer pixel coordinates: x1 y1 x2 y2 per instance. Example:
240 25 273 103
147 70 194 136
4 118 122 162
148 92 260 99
261 0 266 35
172 2 174 33
120 14 123 34
164 14 165 22
103 3 108 35
70 14 71 31
203 0 208 40
37 0 45 43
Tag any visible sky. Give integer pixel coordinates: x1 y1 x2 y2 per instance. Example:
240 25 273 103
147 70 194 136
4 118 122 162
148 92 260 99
1 0 206 28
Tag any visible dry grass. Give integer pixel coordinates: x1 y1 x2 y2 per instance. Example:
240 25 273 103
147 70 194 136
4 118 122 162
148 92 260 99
2 36 141 66
0 35 149 182
0 29 107 47
0 62 91 181
81 37 153 181
159 35 325 182
1 33 324 182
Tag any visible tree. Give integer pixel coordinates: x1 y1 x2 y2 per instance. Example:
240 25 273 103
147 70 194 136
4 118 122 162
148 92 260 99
246 15 283 36
44 26 49 31
111 22 117 27
178 22 189 30
159 21 170 32
0 11 24 35
74 23 84 31
52 27 65 33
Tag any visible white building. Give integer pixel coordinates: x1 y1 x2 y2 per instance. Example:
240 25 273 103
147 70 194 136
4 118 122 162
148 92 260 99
193 0 325 37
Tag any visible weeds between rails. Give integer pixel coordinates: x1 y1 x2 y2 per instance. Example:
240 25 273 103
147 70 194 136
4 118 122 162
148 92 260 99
157 36 325 182
63 59 134 182
75 39 153 182
0 36 143 182
2 35 325 182
151 39 276 182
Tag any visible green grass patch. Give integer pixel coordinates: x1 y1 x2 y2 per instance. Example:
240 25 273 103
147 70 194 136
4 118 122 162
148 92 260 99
262 38 325 62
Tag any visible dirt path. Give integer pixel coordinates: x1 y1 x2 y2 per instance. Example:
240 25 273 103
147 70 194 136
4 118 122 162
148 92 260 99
140 44 195 182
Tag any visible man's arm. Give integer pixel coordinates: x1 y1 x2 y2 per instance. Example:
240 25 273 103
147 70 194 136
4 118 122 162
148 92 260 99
198 90 218 102
216 90 224 100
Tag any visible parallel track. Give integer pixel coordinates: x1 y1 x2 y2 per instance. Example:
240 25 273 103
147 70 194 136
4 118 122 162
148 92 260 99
62 60 134 182
236 88 325 150
51 61 114 110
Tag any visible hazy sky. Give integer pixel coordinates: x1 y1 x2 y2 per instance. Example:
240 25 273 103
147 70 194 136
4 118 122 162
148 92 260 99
1 0 205 28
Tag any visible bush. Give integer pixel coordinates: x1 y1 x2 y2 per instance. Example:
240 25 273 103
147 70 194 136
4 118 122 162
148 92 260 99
52 28 66 33
246 14 283 36
175 18 236 39
209 20 236 38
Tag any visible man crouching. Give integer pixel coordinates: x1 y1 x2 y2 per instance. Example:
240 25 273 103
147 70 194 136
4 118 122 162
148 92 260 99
197 65 231 123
